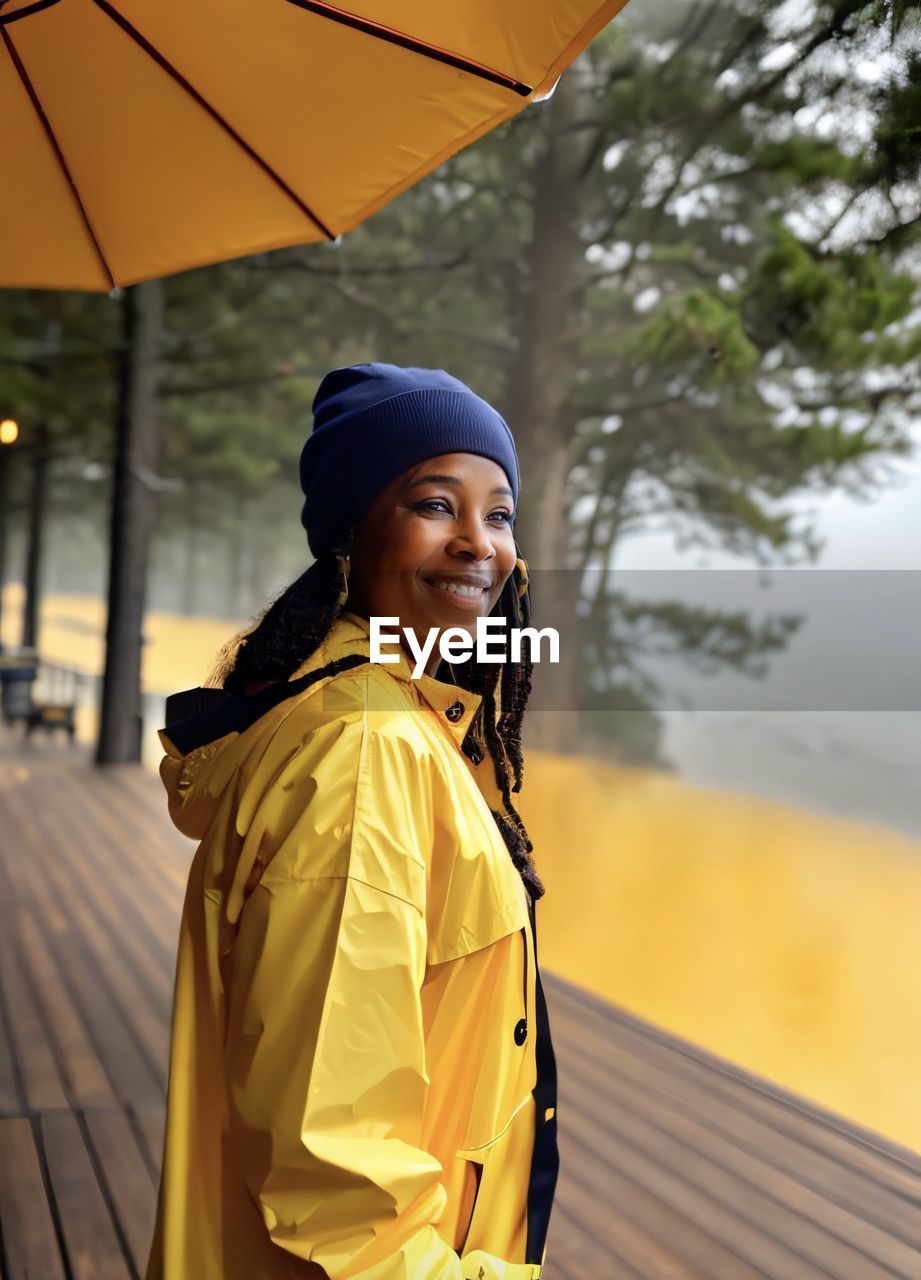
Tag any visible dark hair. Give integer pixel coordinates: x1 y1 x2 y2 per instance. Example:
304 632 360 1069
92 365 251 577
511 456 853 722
212 539 545 900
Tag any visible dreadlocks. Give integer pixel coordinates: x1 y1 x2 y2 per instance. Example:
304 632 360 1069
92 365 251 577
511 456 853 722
210 542 545 901
449 570 543 900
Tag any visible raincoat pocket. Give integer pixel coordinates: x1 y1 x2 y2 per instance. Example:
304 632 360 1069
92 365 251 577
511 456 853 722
455 1089 534 1161
457 1096 542 1279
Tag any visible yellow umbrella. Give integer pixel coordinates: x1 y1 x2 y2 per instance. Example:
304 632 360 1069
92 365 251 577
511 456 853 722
1 0 629 290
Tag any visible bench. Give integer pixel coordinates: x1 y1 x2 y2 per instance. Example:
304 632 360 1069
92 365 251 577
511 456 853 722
0 653 84 744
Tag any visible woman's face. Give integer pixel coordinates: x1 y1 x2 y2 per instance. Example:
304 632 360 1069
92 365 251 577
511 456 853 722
346 451 517 675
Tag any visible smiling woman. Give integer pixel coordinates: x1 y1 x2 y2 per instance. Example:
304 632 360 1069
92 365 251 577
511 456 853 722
147 363 559 1280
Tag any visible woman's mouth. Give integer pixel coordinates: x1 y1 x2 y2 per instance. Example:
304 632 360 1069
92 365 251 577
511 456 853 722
422 577 490 610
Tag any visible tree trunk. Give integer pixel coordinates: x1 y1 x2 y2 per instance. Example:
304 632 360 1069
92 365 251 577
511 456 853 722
96 280 164 765
502 74 593 753
21 422 50 651
504 85 586 560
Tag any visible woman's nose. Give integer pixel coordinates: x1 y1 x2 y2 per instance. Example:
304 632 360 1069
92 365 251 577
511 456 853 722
447 519 495 561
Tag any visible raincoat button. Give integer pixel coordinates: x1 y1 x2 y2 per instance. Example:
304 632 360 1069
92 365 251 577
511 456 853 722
514 1018 528 1045
445 700 465 723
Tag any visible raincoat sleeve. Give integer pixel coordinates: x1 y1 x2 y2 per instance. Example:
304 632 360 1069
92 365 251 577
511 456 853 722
222 699 499 1280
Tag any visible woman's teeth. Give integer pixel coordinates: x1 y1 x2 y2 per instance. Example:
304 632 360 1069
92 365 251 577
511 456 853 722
429 581 484 597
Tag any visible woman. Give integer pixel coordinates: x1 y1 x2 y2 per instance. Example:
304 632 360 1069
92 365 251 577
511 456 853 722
146 364 559 1280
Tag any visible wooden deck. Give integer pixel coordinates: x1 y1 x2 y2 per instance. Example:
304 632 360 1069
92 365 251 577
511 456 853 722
1 743 920 1280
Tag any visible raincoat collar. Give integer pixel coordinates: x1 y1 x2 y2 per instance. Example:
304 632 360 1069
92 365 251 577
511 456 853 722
305 610 484 747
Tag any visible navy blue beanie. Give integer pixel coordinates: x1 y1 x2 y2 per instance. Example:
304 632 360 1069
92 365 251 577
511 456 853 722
299 363 520 558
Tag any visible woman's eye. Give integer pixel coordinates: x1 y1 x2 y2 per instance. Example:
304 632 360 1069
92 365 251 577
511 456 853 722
414 500 514 524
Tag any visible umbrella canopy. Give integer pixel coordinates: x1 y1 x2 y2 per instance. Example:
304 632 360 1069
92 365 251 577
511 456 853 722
1 0 630 291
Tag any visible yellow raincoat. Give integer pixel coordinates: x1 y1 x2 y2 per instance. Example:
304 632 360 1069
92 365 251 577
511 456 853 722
146 611 559 1280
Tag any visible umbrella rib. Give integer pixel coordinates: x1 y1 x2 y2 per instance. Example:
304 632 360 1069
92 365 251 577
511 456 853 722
0 0 63 28
285 0 533 97
1 25 115 290
91 0 337 242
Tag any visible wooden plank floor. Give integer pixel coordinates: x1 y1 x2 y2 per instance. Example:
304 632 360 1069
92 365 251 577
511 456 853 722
1 743 920 1279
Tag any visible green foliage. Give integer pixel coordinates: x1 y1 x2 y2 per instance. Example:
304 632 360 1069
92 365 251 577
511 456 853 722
623 288 761 377
745 226 915 361
754 138 862 185
871 49 921 185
